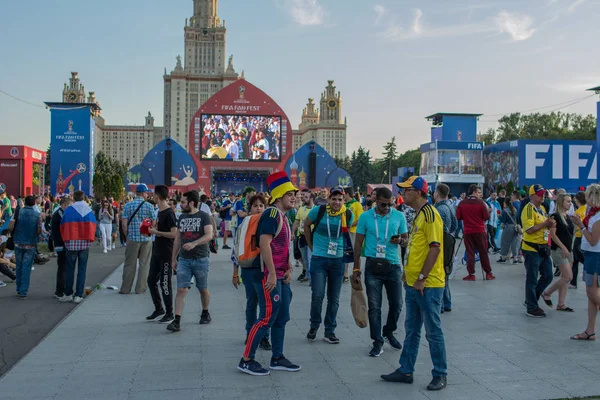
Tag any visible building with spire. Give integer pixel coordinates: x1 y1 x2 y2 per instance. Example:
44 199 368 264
162 0 239 150
292 80 347 159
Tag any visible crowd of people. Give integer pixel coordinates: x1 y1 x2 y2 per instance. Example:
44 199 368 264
201 115 282 160
4 171 600 392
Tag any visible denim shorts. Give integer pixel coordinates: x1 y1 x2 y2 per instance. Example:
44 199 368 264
177 257 209 290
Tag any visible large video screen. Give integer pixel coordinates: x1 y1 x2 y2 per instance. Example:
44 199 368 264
199 114 282 161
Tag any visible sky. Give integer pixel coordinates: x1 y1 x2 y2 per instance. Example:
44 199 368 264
1 0 600 158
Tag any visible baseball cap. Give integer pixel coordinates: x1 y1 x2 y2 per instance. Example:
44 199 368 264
224 134 232 140
136 184 150 193
0 183 5 195
330 186 345 197
397 176 428 194
528 184 546 197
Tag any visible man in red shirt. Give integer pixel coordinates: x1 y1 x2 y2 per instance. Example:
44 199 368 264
456 185 495 281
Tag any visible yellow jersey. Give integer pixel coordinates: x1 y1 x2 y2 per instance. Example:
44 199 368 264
405 203 445 288
347 200 363 234
575 205 586 238
521 202 549 252
295 205 314 235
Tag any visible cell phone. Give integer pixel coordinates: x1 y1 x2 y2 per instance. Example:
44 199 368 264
390 235 400 240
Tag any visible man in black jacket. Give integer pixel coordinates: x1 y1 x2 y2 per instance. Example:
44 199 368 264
51 196 73 300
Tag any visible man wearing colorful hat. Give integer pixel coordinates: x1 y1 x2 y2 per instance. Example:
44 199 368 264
382 176 447 391
303 186 354 345
238 171 301 376
521 184 556 318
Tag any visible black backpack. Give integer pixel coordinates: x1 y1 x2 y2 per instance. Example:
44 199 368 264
309 206 352 242
442 231 456 275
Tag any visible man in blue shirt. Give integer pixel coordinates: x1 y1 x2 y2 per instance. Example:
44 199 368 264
221 193 235 249
303 186 354 344
353 187 408 357
433 184 458 313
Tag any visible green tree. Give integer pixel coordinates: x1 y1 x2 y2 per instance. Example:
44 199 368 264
349 147 373 193
93 173 106 199
44 144 51 187
334 156 351 172
397 149 421 175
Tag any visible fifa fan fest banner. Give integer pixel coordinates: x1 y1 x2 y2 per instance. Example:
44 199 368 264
49 106 95 196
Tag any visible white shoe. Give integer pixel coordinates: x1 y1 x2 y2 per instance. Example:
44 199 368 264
31 266 35 271
112 244 116 249
73 296 83 304
59 295 73 302
0 281 6 288
103 249 107 254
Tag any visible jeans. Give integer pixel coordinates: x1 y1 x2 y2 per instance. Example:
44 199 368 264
523 250 553 312
310 256 345 335
365 263 403 345
399 286 447 377
299 242 312 281
243 277 292 360
65 249 89 297
55 250 67 296
240 268 270 340
15 247 36 296
442 276 451 310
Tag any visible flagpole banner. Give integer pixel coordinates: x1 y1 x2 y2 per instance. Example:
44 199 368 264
50 106 94 196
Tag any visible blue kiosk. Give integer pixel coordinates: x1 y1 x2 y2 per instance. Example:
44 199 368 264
419 113 485 196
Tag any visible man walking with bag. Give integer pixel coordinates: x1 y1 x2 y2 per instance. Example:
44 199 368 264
120 184 155 294
433 184 458 313
353 187 408 357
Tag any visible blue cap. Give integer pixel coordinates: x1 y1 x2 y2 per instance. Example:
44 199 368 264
136 184 150 193
224 134 232 140
0 183 5 194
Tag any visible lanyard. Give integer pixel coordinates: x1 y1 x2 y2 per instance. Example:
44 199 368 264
326 214 341 240
374 211 391 245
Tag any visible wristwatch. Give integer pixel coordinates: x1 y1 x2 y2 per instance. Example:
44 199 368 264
418 273 427 280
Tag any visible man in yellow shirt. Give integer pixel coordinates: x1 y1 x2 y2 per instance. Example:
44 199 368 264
381 176 447 392
344 187 363 282
521 184 556 318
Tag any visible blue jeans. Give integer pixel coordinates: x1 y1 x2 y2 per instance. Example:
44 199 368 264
365 263 403 345
15 247 36 296
399 286 447 377
299 242 312 281
240 268 269 340
65 249 89 297
442 276 451 310
523 250 553 312
243 277 291 360
310 256 345 335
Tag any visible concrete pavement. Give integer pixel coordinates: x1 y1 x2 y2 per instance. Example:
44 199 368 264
1 244 599 400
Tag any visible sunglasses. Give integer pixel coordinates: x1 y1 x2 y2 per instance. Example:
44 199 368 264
378 202 393 208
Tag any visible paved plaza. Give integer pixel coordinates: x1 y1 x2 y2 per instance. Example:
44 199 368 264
1 245 599 400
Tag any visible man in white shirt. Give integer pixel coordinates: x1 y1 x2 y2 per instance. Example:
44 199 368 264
253 131 270 160
223 134 239 160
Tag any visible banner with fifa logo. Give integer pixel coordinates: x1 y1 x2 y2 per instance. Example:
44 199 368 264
50 106 95 195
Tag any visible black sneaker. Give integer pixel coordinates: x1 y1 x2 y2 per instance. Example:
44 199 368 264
497 257 507 263
323 334 340 344
427 376 447 391
270 356 301 372
166 320 180 332
199 311 212 324
222 245 231 250
146 309 165 321
259 337 272 350
238 358 270 376
526 307 546 318
159 313 175 324
381 370 414 383
17 294 28 300
369 342 384 357
384 333 402 350
297 273 306 281
307 328 317 341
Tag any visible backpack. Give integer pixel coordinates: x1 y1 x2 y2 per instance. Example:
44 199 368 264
309 206 352 242
442 231 456 275
235 208 284 268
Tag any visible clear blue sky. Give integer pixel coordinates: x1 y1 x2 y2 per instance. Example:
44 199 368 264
1 0 599 158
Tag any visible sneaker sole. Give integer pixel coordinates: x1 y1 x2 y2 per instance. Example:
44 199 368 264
159 318 175 324
323 338 340 344
307 336 316 342
385 338 402 350
369 349 384 357
146 314 165 322
526 312 546 318
270 366 301 372
166 327 180 332
237 366 270 376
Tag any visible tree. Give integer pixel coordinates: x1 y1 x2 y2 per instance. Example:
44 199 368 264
44 144 51 187
349 147 373 193
397 149 421 175
334 156 351 172
93 173 106 199
93 151 129 200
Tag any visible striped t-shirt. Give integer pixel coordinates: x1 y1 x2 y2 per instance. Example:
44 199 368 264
252 207 291 279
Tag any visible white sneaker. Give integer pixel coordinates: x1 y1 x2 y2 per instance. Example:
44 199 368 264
73 296 83 304
0 281 6 288
59 295 73 302
103 249 107 254
112 243 116 249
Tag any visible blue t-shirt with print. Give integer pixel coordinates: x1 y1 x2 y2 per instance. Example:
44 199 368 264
222 199 233 221
233 199 248 227
356 208 407 265
308 206 354 258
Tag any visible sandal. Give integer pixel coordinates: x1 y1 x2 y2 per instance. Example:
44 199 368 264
570 331 596 341
556 305 574 312
541 293 553 307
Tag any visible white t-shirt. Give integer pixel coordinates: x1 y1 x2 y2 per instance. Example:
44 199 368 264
200 203 211 215
581 212 600 252
224 141 239 160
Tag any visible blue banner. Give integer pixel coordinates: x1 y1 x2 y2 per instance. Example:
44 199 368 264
518 140 596 191
50 107 94 195
420 141 483 152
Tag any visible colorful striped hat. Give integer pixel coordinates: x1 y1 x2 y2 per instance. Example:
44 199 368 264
266 171 298 204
